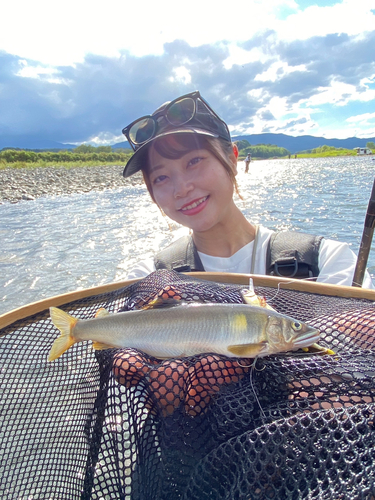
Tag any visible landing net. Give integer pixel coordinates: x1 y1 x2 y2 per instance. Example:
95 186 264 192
1 270 375 499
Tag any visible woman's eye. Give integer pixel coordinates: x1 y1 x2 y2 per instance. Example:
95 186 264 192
187 156 203 167
153 175 168 185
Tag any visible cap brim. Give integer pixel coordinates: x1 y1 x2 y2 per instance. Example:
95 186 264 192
122 127 219 178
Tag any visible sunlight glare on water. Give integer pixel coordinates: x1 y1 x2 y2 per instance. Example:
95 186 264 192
1 156 375 315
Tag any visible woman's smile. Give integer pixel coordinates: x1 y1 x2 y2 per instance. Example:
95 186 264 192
179 196 209 215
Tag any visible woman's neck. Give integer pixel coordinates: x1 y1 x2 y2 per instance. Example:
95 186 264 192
192 209 256 257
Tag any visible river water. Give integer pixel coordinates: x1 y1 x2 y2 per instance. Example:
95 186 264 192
1 156 375 316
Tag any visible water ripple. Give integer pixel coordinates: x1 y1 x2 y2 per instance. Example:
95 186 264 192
1 157 374 315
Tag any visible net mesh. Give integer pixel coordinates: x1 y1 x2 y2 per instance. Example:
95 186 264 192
1 269 375 500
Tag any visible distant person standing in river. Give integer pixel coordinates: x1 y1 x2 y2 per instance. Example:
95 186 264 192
121 90 373 288
245 153 251 173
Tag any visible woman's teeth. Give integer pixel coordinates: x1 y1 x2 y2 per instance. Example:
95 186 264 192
181 196 208 211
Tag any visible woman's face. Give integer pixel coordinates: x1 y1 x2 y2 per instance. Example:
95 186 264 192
147 139 237 233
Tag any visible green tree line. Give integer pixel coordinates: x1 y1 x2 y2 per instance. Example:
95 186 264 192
297 145 356 156
0 146 132 164
235 139 290 158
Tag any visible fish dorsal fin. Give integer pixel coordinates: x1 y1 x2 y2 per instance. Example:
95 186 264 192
228 342 267 357
95 308 110 318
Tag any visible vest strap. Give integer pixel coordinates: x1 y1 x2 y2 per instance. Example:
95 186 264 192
266 231 323 279
154 235 204 272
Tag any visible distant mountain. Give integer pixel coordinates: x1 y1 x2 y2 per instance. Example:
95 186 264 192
112 134 375 154
111 141 131 149
1 132 374 153
232 133 375 154
0 136 76 151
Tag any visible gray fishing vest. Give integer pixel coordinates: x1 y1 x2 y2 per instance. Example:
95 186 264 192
154 231 323 279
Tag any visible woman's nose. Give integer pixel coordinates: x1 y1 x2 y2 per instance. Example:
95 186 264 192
173 176 193 199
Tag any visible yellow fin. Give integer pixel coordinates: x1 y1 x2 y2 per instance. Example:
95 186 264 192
142 297 185 310
92 341 116 351
305 343 335 355
95 308 110 318
228 343 266 357
48 307 78 361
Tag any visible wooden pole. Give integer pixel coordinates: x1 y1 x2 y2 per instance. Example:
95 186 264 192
352 177 375 287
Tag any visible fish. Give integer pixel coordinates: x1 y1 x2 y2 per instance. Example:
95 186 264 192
47 300 320 361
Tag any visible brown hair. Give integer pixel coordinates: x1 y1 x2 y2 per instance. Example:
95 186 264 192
141 134 240 203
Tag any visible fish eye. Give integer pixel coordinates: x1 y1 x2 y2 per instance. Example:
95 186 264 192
291 321 302 331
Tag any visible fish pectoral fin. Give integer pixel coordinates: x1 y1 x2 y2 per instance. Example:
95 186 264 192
228 342 267 357
92 341 116 351
95 308 110 318
303 343 335 355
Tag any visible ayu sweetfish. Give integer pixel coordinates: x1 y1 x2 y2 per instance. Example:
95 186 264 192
48 299 320 361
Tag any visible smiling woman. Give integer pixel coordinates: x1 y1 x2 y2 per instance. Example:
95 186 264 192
121 90 374 289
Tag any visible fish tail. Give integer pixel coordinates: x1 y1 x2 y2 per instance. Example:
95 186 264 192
48 307 79 361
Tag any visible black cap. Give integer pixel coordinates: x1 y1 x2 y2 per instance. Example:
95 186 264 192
122 96 231 178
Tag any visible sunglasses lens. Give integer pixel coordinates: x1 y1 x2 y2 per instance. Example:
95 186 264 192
129 118 155 145
166 97 195 126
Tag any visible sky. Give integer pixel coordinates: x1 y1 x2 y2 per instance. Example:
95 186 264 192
1 0 375 147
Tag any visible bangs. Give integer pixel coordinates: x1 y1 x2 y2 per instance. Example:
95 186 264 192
152 134 209 160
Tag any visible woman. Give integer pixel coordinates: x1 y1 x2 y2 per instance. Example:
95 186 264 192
114 90 373 421
122 90 373 288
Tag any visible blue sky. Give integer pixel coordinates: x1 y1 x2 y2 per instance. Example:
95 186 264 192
0 0 375 146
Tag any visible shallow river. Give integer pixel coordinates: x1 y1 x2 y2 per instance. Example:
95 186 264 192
1 156 375 316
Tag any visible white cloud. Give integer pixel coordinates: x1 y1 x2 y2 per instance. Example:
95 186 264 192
77 131 124 146
169 66 192 85
223 44 273 69
3 0 374 67
346 112 375 125
274 0 375 41
254 61 308 83
305 79 375 108
16 61 71 86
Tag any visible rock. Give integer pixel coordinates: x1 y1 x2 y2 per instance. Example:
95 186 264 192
0 165 144 204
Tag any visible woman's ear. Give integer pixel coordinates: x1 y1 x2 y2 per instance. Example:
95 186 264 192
232 143 239 159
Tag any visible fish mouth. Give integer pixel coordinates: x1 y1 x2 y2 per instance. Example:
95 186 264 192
179 196 209 212
292 328 320 349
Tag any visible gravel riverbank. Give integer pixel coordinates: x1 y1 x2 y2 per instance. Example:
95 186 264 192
0 165 144 204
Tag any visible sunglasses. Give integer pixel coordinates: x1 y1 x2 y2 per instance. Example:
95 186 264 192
122 90 230 151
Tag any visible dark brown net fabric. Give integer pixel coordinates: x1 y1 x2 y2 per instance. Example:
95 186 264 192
1 269 375 499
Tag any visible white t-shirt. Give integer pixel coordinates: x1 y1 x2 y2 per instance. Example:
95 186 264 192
127 225 374 289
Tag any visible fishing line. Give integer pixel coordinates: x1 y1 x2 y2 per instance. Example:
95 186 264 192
265 281 289 304
266 276 319 305
237 356 267 419
249 357 267 420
